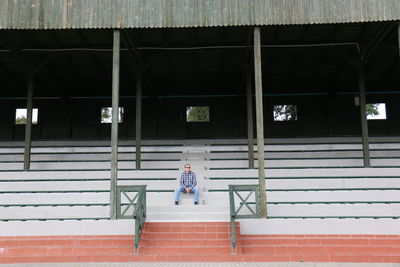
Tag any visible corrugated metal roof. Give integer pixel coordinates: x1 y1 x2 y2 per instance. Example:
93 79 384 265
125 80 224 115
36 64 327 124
0 0 399 30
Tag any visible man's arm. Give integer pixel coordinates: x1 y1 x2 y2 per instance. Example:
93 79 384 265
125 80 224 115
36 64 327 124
191 172 197 187
180 173 184 187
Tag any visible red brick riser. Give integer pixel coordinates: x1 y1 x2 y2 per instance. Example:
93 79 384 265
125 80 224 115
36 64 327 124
0 222 399 263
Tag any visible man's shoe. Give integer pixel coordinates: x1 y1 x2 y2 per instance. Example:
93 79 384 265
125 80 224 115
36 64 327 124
174 201 179 205
194 202 199 205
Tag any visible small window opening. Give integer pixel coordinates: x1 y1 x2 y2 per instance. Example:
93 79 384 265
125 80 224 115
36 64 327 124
273 105 297 121
101 107 124 123
15 108 38 124
186 106 210 122
367 103 387 120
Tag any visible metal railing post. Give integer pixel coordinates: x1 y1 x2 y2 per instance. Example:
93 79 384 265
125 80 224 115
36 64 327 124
116 185 147 254
228 184 261 251
229 185 237 251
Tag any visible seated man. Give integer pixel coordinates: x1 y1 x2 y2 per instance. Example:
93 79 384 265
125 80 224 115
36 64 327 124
174 164 199 205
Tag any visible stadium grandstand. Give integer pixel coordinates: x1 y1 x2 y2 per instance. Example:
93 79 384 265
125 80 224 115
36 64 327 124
0 0 399 264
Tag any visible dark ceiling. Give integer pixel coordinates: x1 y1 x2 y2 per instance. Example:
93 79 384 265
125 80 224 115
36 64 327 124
0 21 399 99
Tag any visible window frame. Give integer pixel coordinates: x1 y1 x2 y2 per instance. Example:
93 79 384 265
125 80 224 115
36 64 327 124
185 106 210 123
100 107 124 124
366 102 387 120
15 108 39 125
272 104 298 122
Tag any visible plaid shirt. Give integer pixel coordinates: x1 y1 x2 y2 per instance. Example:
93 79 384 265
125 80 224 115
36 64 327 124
180 171 197 188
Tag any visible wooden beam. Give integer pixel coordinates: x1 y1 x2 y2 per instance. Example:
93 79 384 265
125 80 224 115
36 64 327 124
0 32 32 69
332 22 394 92
121 29 154 97
358 62 370 167
110 30 120 220
253 27 267 218
23 73 34 171
246 72 254 169
135 72 142 170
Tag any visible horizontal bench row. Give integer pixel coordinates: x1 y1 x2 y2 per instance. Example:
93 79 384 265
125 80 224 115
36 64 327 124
0 189 400 203
1 191 399 204
1 136 399 146
1 203 399 220
1 178 399 191
2 143 400 153
2 176 400 182
1 159 400 170
0 167 398 178
1 150 399 162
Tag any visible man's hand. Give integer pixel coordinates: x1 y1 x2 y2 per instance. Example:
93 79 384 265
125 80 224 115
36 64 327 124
185 187 192 193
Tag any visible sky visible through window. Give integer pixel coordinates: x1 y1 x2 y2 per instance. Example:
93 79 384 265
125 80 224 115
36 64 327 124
273 105 297 121
367 103 386 120
101 107 124 123
15 108 38 124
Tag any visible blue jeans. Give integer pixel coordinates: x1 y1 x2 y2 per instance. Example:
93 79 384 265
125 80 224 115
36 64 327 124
175 186 199 203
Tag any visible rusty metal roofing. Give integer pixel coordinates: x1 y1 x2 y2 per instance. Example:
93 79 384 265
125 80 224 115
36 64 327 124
0 0 399 30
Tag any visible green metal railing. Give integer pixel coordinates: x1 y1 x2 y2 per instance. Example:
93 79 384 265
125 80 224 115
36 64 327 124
228 184 261 251
116 185 147 254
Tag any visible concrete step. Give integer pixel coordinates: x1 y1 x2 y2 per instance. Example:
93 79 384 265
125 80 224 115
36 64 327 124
0 192 228 206
3 157 399 170
265 203 400 217
4 176 399 191
0 220 135 236
0 170 181 179
1 191 399 207
267 190 400 202
4 158 400 170
207 178 400 190
146 205 230 221
0 206 109 219
0 153 184 162
0 167 399 180
2 150 399 162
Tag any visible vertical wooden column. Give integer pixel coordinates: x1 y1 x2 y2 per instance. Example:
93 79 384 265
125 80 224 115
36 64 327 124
110 30 120 219
358 62 370 167
135 72 142 170
246 72 255 169
253 27 267 218
23 72 34 171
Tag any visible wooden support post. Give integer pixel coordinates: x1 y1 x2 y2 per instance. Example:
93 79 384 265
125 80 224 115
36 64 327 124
358 62 370 167
253 27 267 218
246 72 255 169
23 73 34 171
135 72 142 170
110 30 120 219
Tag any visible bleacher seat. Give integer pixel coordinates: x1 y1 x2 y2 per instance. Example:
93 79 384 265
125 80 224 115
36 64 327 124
0 137 399 222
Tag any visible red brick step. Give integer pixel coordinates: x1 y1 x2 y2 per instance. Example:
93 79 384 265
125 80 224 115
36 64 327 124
1 224 399 263
138 222 239 256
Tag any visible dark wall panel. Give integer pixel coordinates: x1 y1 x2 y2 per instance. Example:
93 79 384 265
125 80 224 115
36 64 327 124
40 124 69 139
388 97 400 134
0 126 13 139
0 93 399 140
71 125 99 139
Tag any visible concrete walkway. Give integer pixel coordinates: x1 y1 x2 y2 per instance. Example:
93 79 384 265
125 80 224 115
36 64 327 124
2 263 398 267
